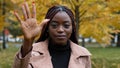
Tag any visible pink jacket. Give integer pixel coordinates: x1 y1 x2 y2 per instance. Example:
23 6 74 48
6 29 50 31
13 40 91 68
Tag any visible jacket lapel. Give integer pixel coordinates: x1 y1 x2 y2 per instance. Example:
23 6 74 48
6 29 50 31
31 40 53 68
68 41 91 68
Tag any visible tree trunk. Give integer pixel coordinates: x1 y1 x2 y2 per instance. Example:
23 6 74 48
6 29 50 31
82 37 85 47
75 5 80 38
2 29 6 49
117 33 120 47
74 3 85 47
2 0 6 49
111 33 115 47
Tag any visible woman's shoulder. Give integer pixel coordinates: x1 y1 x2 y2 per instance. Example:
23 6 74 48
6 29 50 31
70 41 91 56
32 40 48 52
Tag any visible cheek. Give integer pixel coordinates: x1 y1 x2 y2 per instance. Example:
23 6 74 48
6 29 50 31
48 27 55 37
66 27 72 38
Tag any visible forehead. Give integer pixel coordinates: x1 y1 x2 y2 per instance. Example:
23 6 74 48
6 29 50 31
51 11 71 21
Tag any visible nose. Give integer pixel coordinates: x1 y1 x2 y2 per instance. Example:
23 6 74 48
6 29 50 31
57 26 64 33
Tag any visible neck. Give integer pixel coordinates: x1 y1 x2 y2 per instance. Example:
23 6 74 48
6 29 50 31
48 38 67 46
48 39 70 52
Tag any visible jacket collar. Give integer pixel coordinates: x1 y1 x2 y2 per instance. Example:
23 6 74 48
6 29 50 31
70 40 91 58
33 39 91 58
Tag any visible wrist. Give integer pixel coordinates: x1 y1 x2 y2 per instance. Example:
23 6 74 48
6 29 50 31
21 45 32 58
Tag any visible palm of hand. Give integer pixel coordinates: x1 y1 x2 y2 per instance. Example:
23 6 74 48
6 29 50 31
21 18 40 40
14 2 49 40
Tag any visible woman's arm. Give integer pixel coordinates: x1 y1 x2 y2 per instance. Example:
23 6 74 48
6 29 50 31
13 1 49 68
86 56 91 68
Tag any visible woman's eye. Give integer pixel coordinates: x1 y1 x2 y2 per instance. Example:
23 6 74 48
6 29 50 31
64 24 70 28
50 22 58 28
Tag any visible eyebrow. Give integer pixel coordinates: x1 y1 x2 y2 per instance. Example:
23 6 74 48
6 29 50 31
50 21 58 24
51 20 70 23
63 21 70 23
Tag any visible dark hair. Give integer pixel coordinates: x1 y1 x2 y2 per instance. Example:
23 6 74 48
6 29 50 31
36 5 78 44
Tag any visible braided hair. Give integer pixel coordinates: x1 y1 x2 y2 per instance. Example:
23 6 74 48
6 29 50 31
36 5 78 44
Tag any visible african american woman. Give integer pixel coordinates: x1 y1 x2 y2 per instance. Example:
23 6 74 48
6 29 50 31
13 1 91 68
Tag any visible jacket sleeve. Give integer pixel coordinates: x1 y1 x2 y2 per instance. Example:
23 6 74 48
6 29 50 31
12 48 32 68
86 56 91 68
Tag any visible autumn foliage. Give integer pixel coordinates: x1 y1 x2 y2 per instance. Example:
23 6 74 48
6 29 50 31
1 0 120 45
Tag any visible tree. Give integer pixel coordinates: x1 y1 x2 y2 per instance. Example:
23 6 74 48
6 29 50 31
79 1 114 45
75 0 120 46
0 0 12 49
7 18 23 42
0 16 6 31
0 0 24 41
62 0 120 47
106 0 120 47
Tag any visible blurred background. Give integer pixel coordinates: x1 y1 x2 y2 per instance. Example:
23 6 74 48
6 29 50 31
0 0 120 68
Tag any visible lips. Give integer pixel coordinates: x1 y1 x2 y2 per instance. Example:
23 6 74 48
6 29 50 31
56 35 66 39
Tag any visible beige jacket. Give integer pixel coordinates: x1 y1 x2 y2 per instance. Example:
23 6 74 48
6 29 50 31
13 40 91 68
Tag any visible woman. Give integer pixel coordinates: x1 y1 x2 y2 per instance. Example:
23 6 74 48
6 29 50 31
13 1 91 68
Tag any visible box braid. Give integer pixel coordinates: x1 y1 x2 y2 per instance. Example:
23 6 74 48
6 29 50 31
36 5 78 44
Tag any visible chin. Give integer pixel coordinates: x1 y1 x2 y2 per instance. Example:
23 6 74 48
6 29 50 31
55 40 67 45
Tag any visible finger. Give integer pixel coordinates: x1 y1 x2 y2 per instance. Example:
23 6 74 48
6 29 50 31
22 5 27 20
39 19 50 27
24 2 31 18
32 2 36 18
14 11 22 23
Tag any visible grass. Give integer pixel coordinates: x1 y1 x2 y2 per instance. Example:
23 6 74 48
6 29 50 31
88 47 120 60
0 42 19 68
0 42 120 68
87 47 120 68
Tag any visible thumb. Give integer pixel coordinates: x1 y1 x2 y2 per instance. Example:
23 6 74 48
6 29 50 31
39 19 50 27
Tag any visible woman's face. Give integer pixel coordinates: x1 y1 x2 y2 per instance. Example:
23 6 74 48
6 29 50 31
48 11 72 45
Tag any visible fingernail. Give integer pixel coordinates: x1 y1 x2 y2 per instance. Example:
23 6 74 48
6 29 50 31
32 1 35 4
32 1 35 5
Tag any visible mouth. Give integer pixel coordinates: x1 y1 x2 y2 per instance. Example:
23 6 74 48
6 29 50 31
56 35 66 39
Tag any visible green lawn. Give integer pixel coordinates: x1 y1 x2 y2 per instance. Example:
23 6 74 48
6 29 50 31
88 47 120 68
0 42 19 68
0 43 120 68
88 47 120 60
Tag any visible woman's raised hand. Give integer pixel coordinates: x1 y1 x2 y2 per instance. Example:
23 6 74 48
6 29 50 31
14 2 49 57
14 2 49 41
